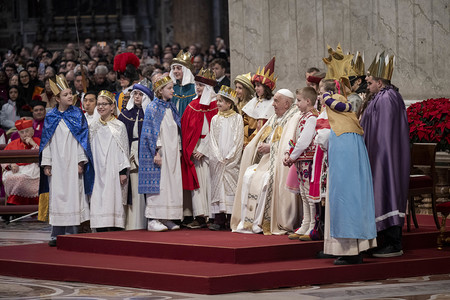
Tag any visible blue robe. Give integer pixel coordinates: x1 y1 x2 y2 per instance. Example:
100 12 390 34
138 97 181 194
39 105 95 195
171 83 196 117
360 86 410 232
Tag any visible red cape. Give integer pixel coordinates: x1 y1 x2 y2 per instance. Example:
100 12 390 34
180 98 218 190
4 137 41 166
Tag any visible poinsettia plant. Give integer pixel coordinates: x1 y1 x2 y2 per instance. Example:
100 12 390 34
407 98 450 152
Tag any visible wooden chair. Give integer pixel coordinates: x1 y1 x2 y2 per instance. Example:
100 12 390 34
407 143 439 232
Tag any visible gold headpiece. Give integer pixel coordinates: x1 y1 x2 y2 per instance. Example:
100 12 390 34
352 51 365 77
323 43 357 90
366 52 394 81
251 57 277 91
49 75 70 96
218 85 238 105
153 76 173 92
234 72 255 96
194 68 217 86
172 50 194 71
98 90 115 102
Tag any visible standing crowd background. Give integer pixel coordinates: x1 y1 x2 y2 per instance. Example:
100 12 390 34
0 39 410 266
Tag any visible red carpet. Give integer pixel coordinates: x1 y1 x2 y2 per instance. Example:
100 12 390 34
0 215 449 294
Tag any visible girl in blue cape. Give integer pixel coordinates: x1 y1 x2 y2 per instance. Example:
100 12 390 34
139 76 183 232
39 75 94 247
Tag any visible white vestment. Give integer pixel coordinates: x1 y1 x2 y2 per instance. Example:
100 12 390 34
231 105 301 235
209 112 244 215
125 117 146 230
242 96 275 120
41 119 90 226
191 115 211 217
145 107 183 220
89 118 130 229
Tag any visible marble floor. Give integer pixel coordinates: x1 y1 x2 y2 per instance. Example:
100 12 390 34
1 216 450 300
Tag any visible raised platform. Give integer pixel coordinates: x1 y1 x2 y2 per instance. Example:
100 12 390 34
0 215 448 295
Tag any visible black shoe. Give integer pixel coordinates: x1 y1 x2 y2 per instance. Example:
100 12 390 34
334 254 363 265
208 223 223 231
372 245 403 258
48 240 57 247
316 251 337 259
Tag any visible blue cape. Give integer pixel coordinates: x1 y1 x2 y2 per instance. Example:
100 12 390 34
39 105 95 195
138 97 181 194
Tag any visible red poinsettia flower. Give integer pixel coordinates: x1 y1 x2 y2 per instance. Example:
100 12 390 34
407 98 450 152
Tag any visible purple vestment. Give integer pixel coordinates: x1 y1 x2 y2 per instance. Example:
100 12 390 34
360 86 410 232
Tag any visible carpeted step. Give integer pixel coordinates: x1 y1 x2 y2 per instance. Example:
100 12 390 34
0 243 449 294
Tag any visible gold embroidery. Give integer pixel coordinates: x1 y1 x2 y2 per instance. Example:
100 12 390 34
174 93 196 99
99 115 115 125
187 104 218 113
272 126 283 142
218 109 236 118
259 126 272 143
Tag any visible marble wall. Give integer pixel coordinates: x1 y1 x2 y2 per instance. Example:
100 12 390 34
229 0 450 100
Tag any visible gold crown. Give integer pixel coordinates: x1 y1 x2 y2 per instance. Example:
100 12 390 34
323 43 357 90
172 50 193 71
218 85 238 105
194 68 216 86
234 72 255 95
49 75 70 96
153 76 173 92
367 52 394 81
98 90 115 102
352 51 365 77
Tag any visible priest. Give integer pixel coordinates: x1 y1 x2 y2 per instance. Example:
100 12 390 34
231 89 301 235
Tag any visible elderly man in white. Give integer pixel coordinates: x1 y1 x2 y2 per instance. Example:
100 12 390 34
231 89 301 235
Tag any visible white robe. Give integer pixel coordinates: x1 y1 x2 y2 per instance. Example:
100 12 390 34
125 117 147 230
231 106 301 235
191 115 211 217
209 112 244 215
89 119 130 229
41 119 90 226
145 107 183 220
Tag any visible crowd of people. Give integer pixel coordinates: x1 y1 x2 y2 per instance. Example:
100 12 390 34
0 40 410 266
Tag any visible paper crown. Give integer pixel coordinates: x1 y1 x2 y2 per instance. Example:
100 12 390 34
323 43 357 90
15 118 33 131
234 72 255 96
194 68 217 86
366 52 394 81
153 76 173 92
251 57 277 91
352 51 365 77
98 90 115 102
172 50 194 71
113 52 140 73
49 75 70 96
218 85 238 105
307 75 323 85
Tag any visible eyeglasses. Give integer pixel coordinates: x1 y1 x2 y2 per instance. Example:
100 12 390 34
97 102 112 107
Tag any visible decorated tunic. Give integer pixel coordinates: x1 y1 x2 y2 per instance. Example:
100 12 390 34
242 96 275 145
209 110 244 215
231 105 300 235
89 118 130 228
171 83 196 117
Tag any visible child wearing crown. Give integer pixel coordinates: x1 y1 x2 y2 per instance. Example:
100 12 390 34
208 86 243 230
169 50 197 117
39 75 95 247
139 76 183 232
180 68 218 229
242 57 277 144
89 90 130 232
